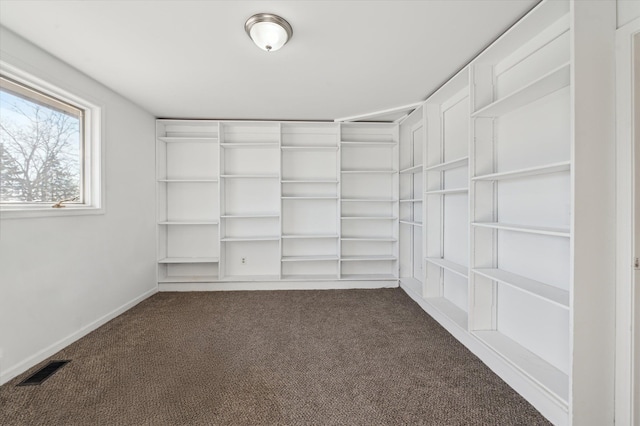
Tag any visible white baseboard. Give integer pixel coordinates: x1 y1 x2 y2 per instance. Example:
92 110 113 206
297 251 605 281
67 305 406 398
0 287 157 385
159 280 399 292
399 282 569 426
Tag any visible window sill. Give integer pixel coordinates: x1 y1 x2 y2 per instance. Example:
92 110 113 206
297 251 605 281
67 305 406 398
0 206 105 219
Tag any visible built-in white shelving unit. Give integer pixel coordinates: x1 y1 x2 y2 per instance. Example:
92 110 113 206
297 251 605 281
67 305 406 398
156 120 221 283
339 122 399 280
218 122 281 281
422 67 471 331
467 1 572 411
280 123 340 280
157 120 399 286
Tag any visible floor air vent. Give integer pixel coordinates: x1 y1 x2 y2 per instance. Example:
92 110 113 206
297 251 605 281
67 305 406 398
17 360 70 386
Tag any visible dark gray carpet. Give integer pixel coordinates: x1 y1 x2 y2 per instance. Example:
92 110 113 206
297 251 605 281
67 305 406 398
0 289 550 425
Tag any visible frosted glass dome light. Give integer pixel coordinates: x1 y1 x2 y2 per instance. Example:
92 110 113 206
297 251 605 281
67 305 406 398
245 13 293 52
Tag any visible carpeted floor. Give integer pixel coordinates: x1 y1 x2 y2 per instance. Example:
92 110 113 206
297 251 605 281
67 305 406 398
0 289 550 425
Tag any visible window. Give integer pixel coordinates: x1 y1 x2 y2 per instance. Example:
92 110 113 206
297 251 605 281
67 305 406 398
0 68 102 217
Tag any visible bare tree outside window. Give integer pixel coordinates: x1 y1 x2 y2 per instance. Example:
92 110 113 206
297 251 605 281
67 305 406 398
0 78 83 204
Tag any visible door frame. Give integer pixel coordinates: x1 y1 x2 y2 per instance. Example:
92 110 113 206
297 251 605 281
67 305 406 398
616 16 640 426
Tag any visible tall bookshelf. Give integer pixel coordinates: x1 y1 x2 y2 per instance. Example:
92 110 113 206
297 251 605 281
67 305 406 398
423 69 471 330
280 123 340 280
219 122 281 281
395 1 616 424
468 0 571 406
339 123 399 280
156 120 220 283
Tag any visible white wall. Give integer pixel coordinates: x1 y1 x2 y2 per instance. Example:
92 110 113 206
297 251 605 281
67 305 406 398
0 27 157 384
618 0 640 28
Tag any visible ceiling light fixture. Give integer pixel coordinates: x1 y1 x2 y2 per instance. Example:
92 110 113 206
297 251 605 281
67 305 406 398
245 13 293 52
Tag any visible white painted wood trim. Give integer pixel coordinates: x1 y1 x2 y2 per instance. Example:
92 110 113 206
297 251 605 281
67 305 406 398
334 101 423 123
615 16 640 426
159 280 399 292
0 287 158 386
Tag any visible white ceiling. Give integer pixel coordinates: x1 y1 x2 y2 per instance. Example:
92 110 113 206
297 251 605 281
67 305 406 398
0 0 538 121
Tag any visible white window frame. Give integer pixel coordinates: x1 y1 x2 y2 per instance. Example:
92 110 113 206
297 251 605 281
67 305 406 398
0 62 103 218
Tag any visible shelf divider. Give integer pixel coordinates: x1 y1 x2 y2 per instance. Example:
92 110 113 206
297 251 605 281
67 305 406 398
400 164 423 174
424 156 469 172
473 268 569 309
472 62 570 118
424 188 468 195
425 257 469 278
472 161 571 181
281 255 339 262
158 257 219 264
471 222 570 238
341 255 398 261
159 137 218 143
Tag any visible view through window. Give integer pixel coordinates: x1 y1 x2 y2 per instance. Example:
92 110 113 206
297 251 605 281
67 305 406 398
0 76 83 205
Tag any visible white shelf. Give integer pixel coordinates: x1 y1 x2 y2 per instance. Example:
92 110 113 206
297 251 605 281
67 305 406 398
220 275 281 282
281 255 339 262
221 214 279 218
158 136 218 143
472 161 571 181
220 236 280 242
220 142 278 148
340 274 398 280
341 216 397 220
158 221 219 225
400 199 422 203
472 62 571 118
424 188 468 195
471 222 570 238
341 237 398 242
400 220 423 227
473 330 569 403
341 255 397 261
340 141 396 147
281 146 338 151
425 297 468 330
424 157 469 172
157 179 218 183
158 275 220 283
341 169 397 174
282 196 338 200
281 179 338 184
341 198 398 203
400 164 423 174
425 257 469 278
220 174 279 179
473 268 569 309
158 257 219 264
282 234 339 239
281 274 340 281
